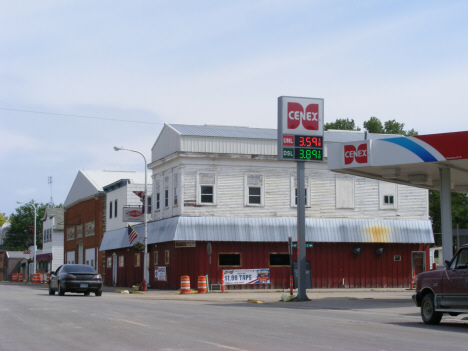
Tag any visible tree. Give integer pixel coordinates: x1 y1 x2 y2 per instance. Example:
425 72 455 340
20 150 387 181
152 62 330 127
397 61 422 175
324 118 360 131
2 201 61 251
363 116 384 133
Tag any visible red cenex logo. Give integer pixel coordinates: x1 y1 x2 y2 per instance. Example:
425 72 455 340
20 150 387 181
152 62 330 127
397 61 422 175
287 102 319 130
344 144 368 165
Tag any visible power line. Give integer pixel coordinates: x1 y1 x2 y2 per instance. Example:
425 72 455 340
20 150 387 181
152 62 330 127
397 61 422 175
0 107 164 125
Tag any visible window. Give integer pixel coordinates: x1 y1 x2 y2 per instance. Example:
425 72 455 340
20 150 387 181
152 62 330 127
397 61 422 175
165 250 170 265
245 174 264 206
119 256 124 267
295 188 308 206
155 193 160 211
147 196 152 214
450 249 468 270
164 189 169 208
197 172 216 205
200 186 214 204
219 253 241 267
109 201 113 219
134 253 141 267
336 175 355 209
107 256 112 268
154 251 158 265
114 199 118 218
269 254 290 266
173 187 178 206
379 181 397 209
249 187 261 204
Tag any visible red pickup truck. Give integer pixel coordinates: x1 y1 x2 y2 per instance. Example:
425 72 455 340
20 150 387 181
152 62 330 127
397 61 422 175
412 244 468 324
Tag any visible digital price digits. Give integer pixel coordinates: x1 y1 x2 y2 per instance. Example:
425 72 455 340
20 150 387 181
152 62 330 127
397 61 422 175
295 148 322 160
295 135 322 147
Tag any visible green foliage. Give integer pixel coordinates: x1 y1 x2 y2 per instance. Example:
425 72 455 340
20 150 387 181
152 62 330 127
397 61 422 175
324 118 360 131
429 190 468 246
363 116 384 133
2 201 61 251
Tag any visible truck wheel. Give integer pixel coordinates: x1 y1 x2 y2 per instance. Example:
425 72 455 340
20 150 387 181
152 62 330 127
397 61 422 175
421 293 442 325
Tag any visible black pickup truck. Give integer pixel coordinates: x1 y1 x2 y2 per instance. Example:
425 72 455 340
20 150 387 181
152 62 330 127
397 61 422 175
412 244 468 324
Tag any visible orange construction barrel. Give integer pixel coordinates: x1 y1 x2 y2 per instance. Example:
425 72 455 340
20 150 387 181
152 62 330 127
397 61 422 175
18 273 23 282
180 275 191 294
197 275 207 294
12 273 18 282
33 273 41 284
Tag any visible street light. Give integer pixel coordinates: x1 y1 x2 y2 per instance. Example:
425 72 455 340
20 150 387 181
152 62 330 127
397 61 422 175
114 146 149 287
17 201 37 277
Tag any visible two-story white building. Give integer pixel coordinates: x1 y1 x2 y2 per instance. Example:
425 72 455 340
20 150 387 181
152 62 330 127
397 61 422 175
100 124 433 290
35 208 64 273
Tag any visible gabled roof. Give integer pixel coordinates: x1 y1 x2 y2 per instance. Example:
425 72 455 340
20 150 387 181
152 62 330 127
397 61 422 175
64 170 150 208
168 124 398 143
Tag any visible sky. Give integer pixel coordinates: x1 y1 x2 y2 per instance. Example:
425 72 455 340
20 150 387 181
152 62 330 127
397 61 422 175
1 0 468 217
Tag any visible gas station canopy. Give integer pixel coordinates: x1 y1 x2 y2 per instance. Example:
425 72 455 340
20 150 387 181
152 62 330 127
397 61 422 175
328 130 468 262
328 131 468 193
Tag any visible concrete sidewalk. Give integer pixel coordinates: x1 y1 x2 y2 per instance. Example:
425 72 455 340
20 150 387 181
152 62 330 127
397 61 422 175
103 286 415 303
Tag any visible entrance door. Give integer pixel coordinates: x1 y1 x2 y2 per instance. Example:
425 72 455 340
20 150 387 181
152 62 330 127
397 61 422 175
112 253 117 287
412 251 426 275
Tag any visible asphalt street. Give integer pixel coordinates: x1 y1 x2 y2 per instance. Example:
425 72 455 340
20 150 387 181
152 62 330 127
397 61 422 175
1 283 467 351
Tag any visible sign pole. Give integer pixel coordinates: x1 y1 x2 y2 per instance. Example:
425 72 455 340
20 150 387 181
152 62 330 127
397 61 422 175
296 161 309 301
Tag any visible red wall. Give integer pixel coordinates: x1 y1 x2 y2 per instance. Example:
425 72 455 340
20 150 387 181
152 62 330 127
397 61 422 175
104 241 429 290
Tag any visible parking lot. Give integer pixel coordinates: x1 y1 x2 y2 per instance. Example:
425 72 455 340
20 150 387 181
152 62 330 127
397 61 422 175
1 283 467 350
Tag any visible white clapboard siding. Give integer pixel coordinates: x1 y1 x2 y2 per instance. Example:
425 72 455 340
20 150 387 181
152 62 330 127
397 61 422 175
150 155 428 221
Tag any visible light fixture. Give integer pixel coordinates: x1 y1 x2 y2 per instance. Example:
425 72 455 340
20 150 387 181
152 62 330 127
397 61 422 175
352 246 362 259
375 246 385 259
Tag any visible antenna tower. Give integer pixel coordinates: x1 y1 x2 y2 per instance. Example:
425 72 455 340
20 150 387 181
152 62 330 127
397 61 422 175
48 176 54 207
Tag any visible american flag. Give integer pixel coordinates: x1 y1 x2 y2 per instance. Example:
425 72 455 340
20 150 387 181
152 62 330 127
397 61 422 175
128 224 139 245
24 247 31 254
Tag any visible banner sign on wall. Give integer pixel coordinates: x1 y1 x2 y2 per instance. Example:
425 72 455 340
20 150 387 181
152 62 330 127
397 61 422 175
223 269 270 285
154 266 167 281
123 207 144 222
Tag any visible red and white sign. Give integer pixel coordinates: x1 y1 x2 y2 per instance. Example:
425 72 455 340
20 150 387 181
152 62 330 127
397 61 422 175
283 135 294 146
123 207 144 222
344 143 368 165
287 102 319 131
278 96 324 136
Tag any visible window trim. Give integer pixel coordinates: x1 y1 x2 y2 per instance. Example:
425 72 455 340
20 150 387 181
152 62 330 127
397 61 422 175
173 187 178 207
379 181 398 210
164 189 169 208
244 173 264 207
155 193 160 211
197 172 217 206
134 253 141 267
147 196 152 214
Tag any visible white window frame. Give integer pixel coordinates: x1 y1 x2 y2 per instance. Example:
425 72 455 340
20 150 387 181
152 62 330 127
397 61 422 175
155 192 160 211
164 189 169 209
173 187 178 207
197 172 217 206
244 173 264 207
379 181 398 210
290 176 310 208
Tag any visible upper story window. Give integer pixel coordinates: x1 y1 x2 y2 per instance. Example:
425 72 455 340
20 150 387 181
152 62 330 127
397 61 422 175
109 201 113 219
245 174 264 206
114 199 118 218
173 187 178 206
147 196 152 213
335 175 355 209
164 189 169 208
379 181 397 210
197 172 216 205
155 193 160 211
291 176 310 207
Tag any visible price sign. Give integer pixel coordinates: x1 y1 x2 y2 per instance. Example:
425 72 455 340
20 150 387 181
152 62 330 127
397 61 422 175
278 96 324 162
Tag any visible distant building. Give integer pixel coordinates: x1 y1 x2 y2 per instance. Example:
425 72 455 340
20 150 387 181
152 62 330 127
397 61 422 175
100 124 433 289
34 208 64 273
64 170 151 278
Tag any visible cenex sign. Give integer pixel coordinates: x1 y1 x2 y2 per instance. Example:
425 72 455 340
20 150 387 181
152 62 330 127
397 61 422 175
277 96 324 162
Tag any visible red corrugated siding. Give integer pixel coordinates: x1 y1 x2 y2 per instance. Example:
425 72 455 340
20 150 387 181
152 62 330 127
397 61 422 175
104 241 430 289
